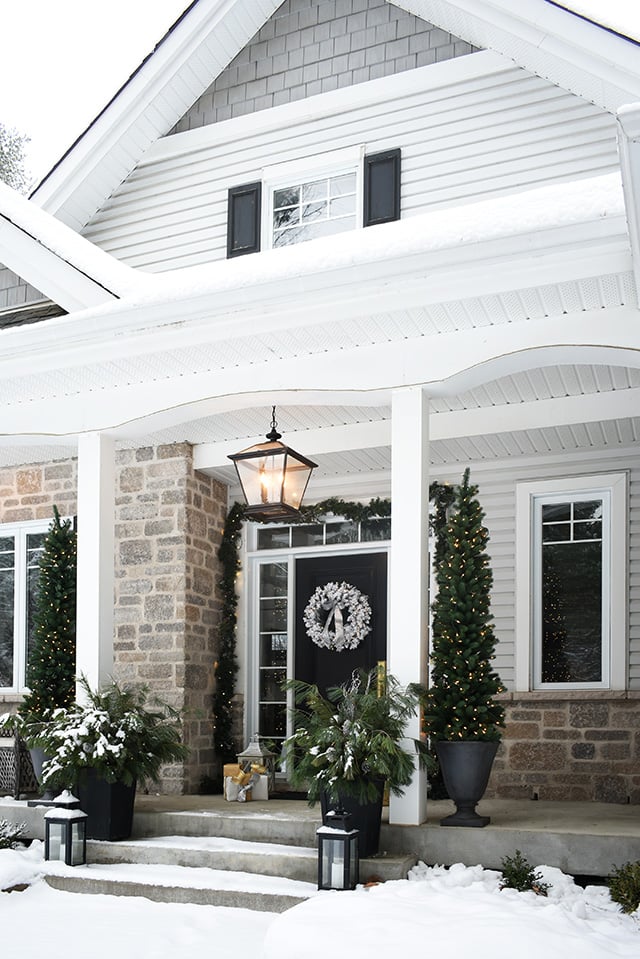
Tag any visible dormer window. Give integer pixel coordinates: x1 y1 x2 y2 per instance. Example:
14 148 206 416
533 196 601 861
227 148 400 258
272 173 357 247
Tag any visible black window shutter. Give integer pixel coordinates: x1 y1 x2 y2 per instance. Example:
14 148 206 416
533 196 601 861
227 182 262 257
363 149 401 227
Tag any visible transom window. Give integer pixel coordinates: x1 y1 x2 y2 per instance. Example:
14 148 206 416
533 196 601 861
272 173 357 247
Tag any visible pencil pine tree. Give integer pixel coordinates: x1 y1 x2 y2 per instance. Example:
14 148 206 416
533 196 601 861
19 506 76 720
424 468 505 741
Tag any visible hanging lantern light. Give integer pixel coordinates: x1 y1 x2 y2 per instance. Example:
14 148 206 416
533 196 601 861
228 407 317 520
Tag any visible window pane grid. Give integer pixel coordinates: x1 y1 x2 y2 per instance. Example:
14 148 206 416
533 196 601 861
272 173 356 247
256 517 390 551
257 563 289 746
537 496 606 687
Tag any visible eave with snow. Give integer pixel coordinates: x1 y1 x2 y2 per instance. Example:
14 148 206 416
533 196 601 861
1 0 640 816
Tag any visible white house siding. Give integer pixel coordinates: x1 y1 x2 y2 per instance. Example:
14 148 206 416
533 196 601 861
170 0 477 131
82 53 617 272
0 266 47 314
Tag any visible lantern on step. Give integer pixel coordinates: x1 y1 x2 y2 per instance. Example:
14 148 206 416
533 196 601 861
237 733 277 793
317 810 359 891
228 407 317 521
44 790 87 866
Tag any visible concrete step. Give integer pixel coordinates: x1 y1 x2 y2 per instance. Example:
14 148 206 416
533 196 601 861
44 860 316 913
87 834 417 885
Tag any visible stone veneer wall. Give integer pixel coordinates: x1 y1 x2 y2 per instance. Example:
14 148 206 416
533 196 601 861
115 443 227 794
0 459 78 525
487 693 640 804
0 444 228 795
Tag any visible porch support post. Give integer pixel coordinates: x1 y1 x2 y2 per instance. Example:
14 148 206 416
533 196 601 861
388 386 430 825
75 432 115 697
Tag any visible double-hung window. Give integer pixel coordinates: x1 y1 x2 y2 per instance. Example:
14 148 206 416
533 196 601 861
0 520 49 693
515 473 626 691
227 147 401 257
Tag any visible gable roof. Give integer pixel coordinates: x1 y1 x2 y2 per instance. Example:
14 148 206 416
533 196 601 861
30 0 640 234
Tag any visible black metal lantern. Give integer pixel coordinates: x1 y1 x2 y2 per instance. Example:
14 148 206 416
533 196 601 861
317 810 359 890
228 407 317 520
44 791 88 866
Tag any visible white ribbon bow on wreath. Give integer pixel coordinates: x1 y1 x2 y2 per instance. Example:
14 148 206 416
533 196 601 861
304 580 372 652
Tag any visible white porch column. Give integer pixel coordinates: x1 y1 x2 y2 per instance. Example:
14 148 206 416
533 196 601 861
388 386 430 825
75 432 115 696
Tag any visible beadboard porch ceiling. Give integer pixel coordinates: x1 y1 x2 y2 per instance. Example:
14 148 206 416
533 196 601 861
1 362 637 499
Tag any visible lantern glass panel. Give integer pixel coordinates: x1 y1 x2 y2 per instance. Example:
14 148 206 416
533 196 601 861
321 837 346 889
71 820 86 866
47 821 64 862
281 454 313 510
235 445 287 508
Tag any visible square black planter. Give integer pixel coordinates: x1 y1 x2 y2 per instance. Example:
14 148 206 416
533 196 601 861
77 769 137 841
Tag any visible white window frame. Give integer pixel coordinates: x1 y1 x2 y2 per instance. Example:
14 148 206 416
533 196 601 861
0 517 51 693
261 146 364 252
515 473 627 691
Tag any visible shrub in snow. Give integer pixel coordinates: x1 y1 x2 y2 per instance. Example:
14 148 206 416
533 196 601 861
609 861 640 914
500 850 549 896
0 820 26 850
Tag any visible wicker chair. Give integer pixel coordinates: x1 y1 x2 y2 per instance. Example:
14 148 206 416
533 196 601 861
0 733 38 799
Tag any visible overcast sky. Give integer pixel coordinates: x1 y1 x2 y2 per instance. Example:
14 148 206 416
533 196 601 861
0 1 186 185
1 1 639 188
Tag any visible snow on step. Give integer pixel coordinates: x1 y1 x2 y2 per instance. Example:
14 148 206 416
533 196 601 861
43 860 318 913
105 835 317 858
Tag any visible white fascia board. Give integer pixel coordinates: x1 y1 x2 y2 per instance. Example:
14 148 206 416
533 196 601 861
617 103 640 307
1 309 638 437
399 0 640 111
32 0 282 226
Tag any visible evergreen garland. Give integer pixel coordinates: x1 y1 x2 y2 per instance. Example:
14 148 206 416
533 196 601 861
213 486 453 763
423 468 505 742
19 506 77 722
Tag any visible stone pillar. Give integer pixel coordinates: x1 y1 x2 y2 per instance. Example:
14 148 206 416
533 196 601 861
76 433 115 695
388 386 430 825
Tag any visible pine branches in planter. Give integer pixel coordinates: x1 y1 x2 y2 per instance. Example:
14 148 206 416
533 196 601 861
284 667 428 805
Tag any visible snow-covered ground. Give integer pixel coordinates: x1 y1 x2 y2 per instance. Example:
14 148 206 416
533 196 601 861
1 843 638 959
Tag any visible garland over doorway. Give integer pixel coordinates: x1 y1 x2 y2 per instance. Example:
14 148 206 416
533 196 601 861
213 486 455 763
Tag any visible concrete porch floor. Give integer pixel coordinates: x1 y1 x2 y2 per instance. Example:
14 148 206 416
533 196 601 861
129 793 640 879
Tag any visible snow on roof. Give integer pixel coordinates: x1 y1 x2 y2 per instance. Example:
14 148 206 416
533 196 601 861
0 180 146 303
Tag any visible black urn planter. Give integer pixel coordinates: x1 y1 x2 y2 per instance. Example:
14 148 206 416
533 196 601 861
320 780 385 858
76 768 137 840
435 741 499 827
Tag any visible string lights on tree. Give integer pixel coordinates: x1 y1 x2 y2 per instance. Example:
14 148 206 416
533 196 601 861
19 506 77 723
424 468 505 742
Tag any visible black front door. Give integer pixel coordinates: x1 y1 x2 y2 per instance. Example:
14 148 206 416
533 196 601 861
294 553 387 695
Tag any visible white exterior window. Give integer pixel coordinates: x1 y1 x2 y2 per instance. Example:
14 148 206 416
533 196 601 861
515 473 627 691
262 148 363 251
272 173 357 247
0 520 49 692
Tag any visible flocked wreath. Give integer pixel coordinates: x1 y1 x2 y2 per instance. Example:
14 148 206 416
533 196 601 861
303 580 372 652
